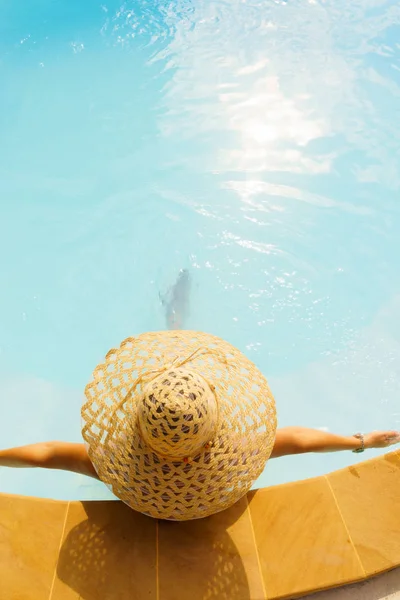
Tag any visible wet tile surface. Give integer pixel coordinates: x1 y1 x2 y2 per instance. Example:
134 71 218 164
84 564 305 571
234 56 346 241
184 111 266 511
158 496 265 600
51 500 157 600
0 494 67 600
328 450 400 577
248 477 365 599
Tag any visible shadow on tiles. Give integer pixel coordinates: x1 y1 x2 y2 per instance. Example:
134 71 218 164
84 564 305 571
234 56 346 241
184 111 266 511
56 497 256 600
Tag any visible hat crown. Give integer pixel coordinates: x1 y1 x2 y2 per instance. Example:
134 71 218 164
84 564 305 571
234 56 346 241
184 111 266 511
138 368 218 459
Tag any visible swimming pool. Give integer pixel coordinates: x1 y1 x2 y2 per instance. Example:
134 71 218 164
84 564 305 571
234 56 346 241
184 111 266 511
1 0 399 502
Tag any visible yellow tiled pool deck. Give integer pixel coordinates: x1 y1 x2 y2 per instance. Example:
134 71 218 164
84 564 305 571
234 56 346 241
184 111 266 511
1 449 399 600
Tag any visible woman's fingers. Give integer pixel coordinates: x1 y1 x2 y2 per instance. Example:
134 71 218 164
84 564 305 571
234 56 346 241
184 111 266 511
368 430 400 448
386 431 400 445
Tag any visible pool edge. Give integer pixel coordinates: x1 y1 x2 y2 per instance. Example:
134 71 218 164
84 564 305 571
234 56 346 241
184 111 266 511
0 448 398 599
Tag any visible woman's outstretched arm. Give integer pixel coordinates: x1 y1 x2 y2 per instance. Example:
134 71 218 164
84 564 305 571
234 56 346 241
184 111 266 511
0 442 99 479
1 429 399 478
271 427 400 458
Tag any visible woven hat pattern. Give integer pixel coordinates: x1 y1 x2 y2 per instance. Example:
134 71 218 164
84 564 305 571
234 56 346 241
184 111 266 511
81 331 277 521
139 368 218 459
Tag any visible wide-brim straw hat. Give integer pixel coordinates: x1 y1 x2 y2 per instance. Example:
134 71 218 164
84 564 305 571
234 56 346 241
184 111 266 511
81 330 277 521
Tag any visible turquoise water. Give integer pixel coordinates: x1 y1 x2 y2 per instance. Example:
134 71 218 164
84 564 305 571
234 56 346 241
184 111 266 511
1 0 400 501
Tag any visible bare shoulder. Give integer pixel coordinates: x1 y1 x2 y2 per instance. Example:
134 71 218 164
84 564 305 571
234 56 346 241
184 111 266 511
46 442 100 479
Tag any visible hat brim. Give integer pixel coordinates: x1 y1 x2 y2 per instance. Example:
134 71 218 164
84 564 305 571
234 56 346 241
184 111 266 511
81 330 277 520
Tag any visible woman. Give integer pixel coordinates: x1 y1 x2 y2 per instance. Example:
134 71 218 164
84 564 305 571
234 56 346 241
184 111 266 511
1 330 399 520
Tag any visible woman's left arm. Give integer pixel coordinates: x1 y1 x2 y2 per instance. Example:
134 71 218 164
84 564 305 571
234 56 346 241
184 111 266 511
0 442 99 479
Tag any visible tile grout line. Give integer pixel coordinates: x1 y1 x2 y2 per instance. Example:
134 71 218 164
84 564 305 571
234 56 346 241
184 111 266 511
324 475 366 578
245 494 268 600
156 519 160 600
48 501 71 600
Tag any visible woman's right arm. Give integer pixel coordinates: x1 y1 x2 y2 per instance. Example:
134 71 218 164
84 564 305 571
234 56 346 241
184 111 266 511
271 427 400 458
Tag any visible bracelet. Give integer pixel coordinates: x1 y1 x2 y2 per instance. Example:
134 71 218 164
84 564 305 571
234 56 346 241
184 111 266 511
352 433 365 453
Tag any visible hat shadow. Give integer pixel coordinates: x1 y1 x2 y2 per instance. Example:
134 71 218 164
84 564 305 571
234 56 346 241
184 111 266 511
56 497 257 600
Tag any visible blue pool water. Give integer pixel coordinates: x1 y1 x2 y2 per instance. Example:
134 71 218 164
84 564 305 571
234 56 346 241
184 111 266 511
1 0 400 501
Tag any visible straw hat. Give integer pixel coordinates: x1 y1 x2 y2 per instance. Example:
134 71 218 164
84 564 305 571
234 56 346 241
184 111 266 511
81 331 277 521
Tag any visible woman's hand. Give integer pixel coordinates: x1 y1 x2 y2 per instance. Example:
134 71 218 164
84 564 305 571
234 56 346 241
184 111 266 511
364 430 400 449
